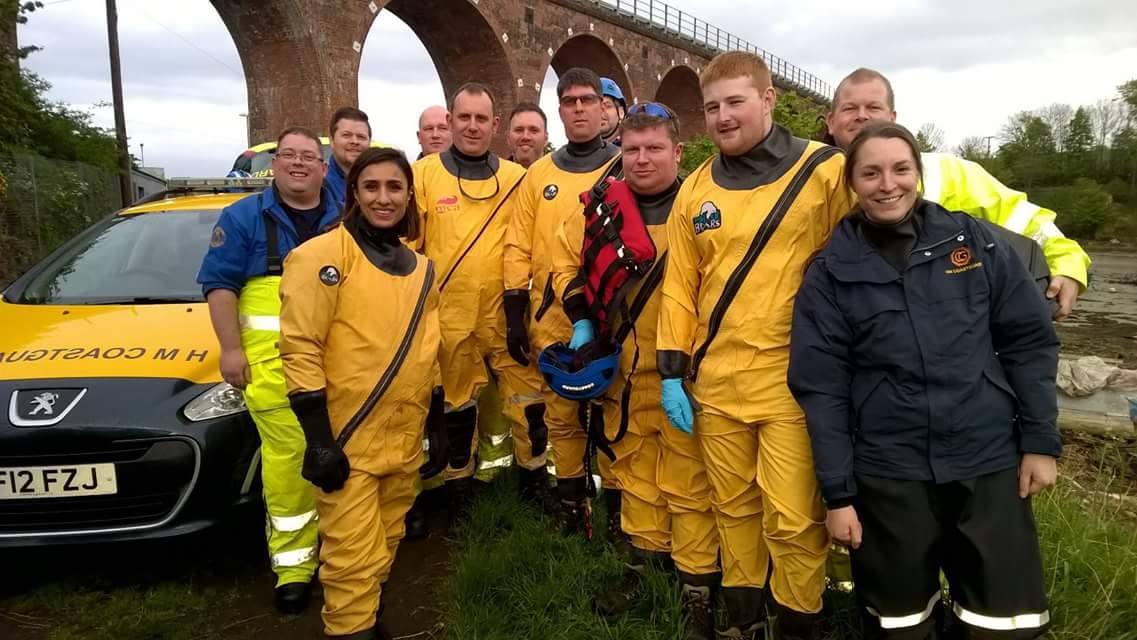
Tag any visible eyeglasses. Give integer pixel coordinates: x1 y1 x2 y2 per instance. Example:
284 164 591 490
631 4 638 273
559 94 602 108
627 102 674 120
275 150 323 164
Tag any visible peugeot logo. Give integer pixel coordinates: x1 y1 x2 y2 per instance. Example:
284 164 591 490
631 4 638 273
8 389 87 427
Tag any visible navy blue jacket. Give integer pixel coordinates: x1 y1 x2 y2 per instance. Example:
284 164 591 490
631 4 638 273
197 185 341 295
787 200 1061 506
324 157 348 207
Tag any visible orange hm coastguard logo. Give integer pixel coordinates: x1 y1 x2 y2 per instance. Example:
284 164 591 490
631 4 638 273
434 195 460 214
950 246 972 268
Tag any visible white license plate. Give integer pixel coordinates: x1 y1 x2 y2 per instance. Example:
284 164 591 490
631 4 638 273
0 464 117 499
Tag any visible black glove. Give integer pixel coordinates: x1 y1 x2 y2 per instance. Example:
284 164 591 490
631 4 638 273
420 386 449 479
504 289 532 366
290 389 350 493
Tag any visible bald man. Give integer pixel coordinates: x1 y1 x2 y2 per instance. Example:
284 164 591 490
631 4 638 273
417 105 452 159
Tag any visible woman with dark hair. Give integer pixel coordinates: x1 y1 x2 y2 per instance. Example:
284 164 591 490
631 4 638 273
279 147 447 639
788 121 1060 639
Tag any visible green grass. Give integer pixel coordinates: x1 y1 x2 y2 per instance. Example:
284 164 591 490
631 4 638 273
443 460 1137 640
5 581 243 640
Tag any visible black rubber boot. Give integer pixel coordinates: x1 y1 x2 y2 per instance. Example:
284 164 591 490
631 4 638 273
604 489 626 547
774 602 824 640
519 466 558 515
446 476 474 528
679 571 720 640
374 621 394 640
717 586 768 640
556 476 590 537
594 547 673 617
404 493 429 540
273 581 311 615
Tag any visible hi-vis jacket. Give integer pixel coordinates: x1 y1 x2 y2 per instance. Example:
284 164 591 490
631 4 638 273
503 143 620 350
655 125 852 424
197 186 341 294
920 152 1090 288
279 223 441 470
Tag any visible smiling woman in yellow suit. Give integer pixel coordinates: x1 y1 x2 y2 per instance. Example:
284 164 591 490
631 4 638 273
279 147 449 640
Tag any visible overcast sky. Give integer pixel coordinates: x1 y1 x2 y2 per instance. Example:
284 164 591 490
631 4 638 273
17 0 1137 178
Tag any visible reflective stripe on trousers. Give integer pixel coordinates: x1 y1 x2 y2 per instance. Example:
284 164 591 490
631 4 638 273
271 509 318 533
953 603 1050 631
273 546 317 568
866 592 940 629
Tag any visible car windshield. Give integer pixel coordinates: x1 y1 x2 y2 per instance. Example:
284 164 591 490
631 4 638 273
15 210 219 305
234 143 334 178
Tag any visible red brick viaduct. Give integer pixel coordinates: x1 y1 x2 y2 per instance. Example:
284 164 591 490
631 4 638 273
210 0 831 152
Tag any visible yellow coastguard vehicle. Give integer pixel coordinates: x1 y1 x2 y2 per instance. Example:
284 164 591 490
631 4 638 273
0 178 270 546
231 137 388 177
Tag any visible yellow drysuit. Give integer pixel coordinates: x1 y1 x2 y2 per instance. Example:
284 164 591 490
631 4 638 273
553 179 719 575
503 143 620 481
656 125 852 614
412 151 545 476
280 222 441 637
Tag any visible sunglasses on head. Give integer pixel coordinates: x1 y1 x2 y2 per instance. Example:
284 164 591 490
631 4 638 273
627 102 674 120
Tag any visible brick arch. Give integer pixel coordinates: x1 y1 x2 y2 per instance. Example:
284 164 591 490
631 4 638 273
548 34 635 105
380 0 518 150
654 65 704 141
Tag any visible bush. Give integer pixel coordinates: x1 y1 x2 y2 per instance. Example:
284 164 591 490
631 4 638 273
1032 178 1112 239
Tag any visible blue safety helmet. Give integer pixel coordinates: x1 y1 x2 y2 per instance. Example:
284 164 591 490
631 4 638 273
538 343 622 401
599 77 627 110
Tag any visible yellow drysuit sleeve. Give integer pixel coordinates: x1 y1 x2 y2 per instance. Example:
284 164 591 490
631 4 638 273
503 172 538 291
656 178 701 362
407 159 429 253
279 238 341 394
930 153 1090 288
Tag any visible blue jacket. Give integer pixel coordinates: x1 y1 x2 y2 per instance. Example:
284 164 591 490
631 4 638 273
324 157 348 207
787 200 1061 506
197 185 341 294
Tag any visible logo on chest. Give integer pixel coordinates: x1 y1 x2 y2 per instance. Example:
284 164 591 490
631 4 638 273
543 184 559 200
945 245 983 274
434 195 460 214
319 265 341 286
693 201 722 235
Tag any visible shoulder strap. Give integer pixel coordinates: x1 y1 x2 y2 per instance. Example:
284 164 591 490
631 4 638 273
437 174 525 293
336 260 436 447
612 251 668 344
260 193 284 276
689 145 840 381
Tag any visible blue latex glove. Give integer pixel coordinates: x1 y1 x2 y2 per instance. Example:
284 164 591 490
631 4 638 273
569 319 595 350
661 378 694 434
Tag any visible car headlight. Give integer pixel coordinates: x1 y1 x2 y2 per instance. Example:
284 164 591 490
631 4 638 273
184 383 247 422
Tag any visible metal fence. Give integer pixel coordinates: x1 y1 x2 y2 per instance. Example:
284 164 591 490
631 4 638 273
0 151 122 286
592 0 831 99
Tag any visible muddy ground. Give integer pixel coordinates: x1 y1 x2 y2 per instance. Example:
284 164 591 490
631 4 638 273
1056 243 1137 367
1 247 1133 640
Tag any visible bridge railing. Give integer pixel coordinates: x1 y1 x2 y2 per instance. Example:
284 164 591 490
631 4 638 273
592 0 831 100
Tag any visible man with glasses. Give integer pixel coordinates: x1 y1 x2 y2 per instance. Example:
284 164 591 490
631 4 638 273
198 127 340 616
503 67 620 535
325 106 371 207
554 102 722 640
411 83 556 521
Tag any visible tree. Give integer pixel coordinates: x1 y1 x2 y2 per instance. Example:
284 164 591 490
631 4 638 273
1 1 44 63
1037 103 1073 152
1090 98 1125 149
680 135 715 176
956 136 989 162
773 90 828 140
999 112 1056 189
1115 126 1137 189
1119 79 1137 122
915 122 945 152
